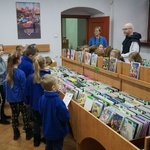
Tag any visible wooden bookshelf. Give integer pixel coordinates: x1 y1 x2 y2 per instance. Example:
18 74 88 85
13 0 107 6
61 56 150 150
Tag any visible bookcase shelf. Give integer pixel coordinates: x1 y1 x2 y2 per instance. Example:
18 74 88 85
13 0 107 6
61 56 150 150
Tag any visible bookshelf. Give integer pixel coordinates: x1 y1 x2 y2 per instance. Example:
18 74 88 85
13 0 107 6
61 56 150 150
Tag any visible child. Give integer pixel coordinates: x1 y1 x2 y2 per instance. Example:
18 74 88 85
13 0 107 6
16 45 26 55
39 74 70 150
18 44 39 78
18 44 39 123
110 49 125 62
103 46 113 57
0 44 11 125
98 44 104 51
25 55 51 147
128 52 142 64
82 45 90 53
3 51 32 140
45 56 52 70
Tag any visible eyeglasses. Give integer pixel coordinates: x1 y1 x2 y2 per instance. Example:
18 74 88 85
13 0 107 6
122 28 131 31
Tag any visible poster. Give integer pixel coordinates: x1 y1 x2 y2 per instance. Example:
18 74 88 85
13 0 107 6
16 2 41 39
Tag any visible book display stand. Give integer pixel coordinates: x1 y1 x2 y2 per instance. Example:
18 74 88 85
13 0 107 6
61 55 150 150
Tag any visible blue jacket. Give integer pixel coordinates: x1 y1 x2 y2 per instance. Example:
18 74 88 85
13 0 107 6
3 68 26 103
18 56 34 78
88 36 108 47
39 91 70 140
25 70 51 110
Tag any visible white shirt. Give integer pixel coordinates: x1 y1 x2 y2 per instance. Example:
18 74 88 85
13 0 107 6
121 42 140 62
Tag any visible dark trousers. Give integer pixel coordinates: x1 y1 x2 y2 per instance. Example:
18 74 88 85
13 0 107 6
45 139 64 150
33 110 42 139
9 102 30 130
0 85 6 120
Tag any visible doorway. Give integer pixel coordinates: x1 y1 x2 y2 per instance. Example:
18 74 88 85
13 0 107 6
62 18 87 49
61 7 109 49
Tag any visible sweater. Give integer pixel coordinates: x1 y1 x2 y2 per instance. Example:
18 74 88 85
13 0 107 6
88 36 108 47
18 56 34 78
3 68 26 103
25 70 51 110
39 91 70 140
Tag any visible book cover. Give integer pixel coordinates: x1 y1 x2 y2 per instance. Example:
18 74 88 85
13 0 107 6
70 49 75 60
78 51 84 62
110 112 124 131
91 53 98 67
100 107 114 124
130 62 140 79
91 100 104 118
109 57 117 72
102 57 110 70
85 52 91 65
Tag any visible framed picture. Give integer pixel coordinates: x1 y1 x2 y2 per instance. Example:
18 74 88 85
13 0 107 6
16 2 41 39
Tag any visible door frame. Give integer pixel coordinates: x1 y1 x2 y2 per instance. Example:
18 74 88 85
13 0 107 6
61 15 90 47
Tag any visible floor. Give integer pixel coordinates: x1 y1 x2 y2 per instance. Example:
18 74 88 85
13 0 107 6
0 103 76 150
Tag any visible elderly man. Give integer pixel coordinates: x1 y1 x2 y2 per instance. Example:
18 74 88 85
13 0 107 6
121 23 141 62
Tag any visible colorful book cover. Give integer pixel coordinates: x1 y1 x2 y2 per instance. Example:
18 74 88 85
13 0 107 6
70 49 75 60
130 62 140 79
85 52 91 65
91 53 98 67
100 107 114 124
110 112 124 131
102 57 109 70
109 57 117 72
78 51 84 62
91 100 104 118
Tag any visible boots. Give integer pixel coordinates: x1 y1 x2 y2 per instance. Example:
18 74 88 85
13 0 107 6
26 128 33 140
34 134 41 147
13 128 20 140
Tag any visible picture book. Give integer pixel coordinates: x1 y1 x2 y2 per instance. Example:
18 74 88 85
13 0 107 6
120 117 138 140
70 49 75 60
63 93 73 107
130 62 140 79
102 57 109 70
91 100 104 118
91 53 98 67
66 48 71 59
109 57 117 72
85 52 91 65
78 51 84 62
84 95 94 111
99 107 114 124
110 112 124 131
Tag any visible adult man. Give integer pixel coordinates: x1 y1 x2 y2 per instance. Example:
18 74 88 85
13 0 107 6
121 23 141 62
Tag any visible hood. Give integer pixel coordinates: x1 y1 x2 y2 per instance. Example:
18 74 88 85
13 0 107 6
130 32 142 41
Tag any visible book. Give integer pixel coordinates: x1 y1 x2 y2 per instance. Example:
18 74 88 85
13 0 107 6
84 95 94 111
102 57 109 70
91 53 98 67
109 57 117 72
70 49 75 60
63 93 73 107
130 62 140 79
78 51 84 62
91 100 104 118
85 52 91 65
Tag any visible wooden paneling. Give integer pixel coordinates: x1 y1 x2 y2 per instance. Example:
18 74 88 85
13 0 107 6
3 44 50 53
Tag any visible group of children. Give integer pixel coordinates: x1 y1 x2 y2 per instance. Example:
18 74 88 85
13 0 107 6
77 44 143 64
0 44 70 150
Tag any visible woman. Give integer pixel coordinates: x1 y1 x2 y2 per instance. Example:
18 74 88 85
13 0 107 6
88 26 108 48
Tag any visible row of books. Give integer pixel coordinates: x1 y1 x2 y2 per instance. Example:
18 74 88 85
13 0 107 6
50 66 149 140
62 48 141 78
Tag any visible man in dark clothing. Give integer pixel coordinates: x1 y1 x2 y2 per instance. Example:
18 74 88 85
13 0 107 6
121 23 142 62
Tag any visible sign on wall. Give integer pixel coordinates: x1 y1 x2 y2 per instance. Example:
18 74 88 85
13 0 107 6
16 2 41 39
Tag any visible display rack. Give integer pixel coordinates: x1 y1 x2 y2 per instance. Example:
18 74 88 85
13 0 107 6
61 56 150 150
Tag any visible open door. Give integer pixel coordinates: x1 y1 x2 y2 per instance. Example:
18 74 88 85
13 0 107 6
87 16 110 45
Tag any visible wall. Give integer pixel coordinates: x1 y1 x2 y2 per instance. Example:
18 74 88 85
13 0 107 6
0 0 149 64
